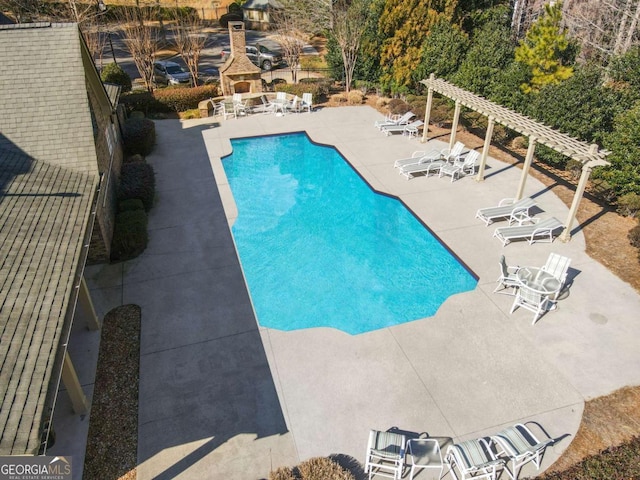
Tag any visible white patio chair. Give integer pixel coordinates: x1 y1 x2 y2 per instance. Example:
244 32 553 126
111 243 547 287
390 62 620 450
364 429 406 480
439 150 479 182
490 423 554 480
301 92 313 112
494 255 520 295
406 438 444 480
509 283 549 325
540 252 571 290
440 141 466 163
445 437 504 480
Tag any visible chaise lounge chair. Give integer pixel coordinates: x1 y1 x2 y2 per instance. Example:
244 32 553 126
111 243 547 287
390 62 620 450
445 437 504 480
393 149 442 169
475 197 537 226
493 217 564 247
439 150 480 182
490 423 555 479
399 158 447 180
374 111 415 130
381 119 424 136
364 429 406 480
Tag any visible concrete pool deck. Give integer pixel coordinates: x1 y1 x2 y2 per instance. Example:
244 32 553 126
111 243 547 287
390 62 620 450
56 106 640 479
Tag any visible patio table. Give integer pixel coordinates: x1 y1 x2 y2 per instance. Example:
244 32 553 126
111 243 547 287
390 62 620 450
517 266 561 308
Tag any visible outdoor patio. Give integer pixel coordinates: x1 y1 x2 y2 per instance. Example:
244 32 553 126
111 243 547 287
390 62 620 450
54 105 640 479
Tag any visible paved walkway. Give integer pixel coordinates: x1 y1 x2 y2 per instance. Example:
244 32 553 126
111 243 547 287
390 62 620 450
55 106 640 479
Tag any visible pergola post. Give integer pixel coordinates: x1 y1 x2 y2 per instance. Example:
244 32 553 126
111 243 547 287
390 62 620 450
62 351 89 414
78 276 100 331
515 136 537 200
475 116 495 182
421 80 434 143
449 100 461 151
560 161 594 242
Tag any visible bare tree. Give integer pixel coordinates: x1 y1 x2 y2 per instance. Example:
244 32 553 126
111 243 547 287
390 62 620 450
171 12 207 86
270 0 331 84
563 0 640 62
331 0 368 92
118 7 160 91
82 20 110 70
0 0 39 22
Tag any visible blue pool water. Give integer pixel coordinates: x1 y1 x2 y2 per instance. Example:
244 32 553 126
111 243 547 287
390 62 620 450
222 133 477 334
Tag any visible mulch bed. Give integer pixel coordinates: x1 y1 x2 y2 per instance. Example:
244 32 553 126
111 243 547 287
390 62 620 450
83 305 140 480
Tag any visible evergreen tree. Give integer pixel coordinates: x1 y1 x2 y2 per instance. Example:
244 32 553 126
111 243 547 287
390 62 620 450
414 16 469 84
514 1 575 93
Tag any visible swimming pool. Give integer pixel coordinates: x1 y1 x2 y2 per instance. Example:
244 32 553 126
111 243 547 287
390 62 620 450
222 132 477 334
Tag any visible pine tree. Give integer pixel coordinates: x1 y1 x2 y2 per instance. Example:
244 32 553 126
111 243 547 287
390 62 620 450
515 1 574 94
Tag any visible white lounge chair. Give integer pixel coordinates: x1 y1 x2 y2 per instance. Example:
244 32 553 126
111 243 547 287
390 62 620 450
490 423 555 480
381 120 424 136
441 141 466 163
253 95 276 114
364 429 406 480
439 150 479 182
540 252 571 290
393 149 442 169
374 111 415 130
494 255 520 295
493 217 563 246
445 437 504 480
286 95 300 113
399 158 447 180
475 197 537 226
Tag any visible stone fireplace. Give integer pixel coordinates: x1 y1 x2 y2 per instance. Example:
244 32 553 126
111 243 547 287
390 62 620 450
219 21 262 96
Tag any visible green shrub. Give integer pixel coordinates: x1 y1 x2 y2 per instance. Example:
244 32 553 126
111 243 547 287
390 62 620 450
153 84 221 112
125 154 145 164
617 192 640 217
101 62 132 93
118 198 145 213
119 162 156 212
629 225 640 248
565 158 583 180
111 209 148 262
120 91 171 116
123 118 156 156
297 457 354 480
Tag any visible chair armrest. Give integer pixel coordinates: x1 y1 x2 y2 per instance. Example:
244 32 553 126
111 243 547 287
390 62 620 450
498 198 516 206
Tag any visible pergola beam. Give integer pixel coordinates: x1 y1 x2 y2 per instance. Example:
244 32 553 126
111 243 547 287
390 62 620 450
420 75 610 242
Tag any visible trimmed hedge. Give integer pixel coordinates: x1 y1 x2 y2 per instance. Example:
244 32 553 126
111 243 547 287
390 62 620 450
273 82 328 103
120 85 221 115
119 162 156 212
118 198 145 213
122 118 156 156
111 209 148 262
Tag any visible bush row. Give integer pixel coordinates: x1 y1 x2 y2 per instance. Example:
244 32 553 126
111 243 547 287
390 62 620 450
111 157 156 262
120 84 221 115
273 80 330 102
123 118 156 156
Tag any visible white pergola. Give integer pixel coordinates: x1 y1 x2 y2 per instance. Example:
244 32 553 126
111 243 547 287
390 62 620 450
420 74 610 242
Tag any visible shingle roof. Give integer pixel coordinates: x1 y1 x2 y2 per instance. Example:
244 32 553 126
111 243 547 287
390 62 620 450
0 22 100 456
0 23 99 174
0 149 96 455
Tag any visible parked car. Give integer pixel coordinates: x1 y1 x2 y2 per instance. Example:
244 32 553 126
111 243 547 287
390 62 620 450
153 60 192 86
221 42 284 71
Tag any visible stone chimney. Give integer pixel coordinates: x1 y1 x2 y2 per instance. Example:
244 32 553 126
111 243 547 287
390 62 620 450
229 21 246 58
219 20 262 96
